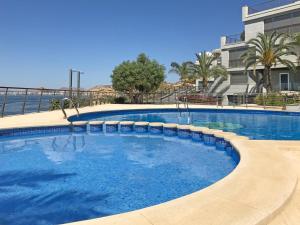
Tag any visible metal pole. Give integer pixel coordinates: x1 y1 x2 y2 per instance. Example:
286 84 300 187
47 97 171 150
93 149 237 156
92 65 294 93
282 95 287 111
69 69 73 99
1 87 9 117
89 92 93 106
77 71 80 97
221 96 224 108
22 89 28 114
37 90 44 112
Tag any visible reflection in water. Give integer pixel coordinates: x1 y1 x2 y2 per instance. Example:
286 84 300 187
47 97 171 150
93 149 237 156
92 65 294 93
101 114 167 123
0 132 237 225
0 139 39 154
0 134 86 164
120 135 219 182
43 135 86 164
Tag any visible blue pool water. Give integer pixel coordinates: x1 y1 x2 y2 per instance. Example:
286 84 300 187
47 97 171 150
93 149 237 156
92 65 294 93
0 131 237 225
71 109 300 140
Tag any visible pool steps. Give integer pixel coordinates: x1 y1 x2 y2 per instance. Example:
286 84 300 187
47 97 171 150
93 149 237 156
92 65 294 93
71 121 89 132
73 120 242 163
0 120 242 164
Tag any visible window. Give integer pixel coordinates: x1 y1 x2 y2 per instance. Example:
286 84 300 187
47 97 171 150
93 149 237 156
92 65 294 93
280 73 289 91
265 10 300 35
230 73 248 85
229 48 248 68
265 10 300 24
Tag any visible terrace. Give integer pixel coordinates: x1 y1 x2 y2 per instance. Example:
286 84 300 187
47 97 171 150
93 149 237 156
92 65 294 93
247 0 299 15
222 32 246 47
224 34 245 45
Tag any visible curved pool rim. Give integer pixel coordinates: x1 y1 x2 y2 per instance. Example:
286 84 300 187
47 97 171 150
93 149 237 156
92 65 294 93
68 107 300 141
0 121 241 225
0 106 298 225
68 108 300 122
62 121 297 225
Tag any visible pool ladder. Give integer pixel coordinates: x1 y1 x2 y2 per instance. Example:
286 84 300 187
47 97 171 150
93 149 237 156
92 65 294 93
176 95 191 124
60 98 80 119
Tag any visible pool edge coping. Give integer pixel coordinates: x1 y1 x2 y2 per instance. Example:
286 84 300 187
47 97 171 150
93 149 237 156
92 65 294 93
61 126 297 225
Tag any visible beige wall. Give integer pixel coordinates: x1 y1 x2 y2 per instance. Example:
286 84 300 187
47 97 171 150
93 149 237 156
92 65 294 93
245 21 264 41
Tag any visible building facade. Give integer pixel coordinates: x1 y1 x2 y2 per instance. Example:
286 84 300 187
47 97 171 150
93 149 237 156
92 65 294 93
204 0 300 101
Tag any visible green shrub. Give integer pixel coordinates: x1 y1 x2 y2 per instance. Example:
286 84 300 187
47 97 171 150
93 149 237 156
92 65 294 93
254 93 285 106
113 96 127 104
50 97 91 111
50 99 61 110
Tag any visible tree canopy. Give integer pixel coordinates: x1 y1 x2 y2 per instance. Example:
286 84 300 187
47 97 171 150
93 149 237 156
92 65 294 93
190 51 228 90
111 53 165 103
169 62 195 86
241 32 296 93
291 33 300 62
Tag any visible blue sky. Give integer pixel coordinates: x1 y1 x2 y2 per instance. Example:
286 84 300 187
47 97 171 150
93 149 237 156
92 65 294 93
0 0 261 88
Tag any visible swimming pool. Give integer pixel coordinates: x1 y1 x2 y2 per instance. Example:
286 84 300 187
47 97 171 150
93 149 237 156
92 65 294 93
70 109 300 140
0 126 237 225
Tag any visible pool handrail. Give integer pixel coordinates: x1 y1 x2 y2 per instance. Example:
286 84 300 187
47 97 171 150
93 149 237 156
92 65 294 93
60 98 80 119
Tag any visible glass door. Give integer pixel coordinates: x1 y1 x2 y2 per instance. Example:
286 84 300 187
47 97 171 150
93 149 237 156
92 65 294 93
280 73 289 91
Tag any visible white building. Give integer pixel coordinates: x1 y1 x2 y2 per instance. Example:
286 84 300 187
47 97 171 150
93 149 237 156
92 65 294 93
201 0 300 102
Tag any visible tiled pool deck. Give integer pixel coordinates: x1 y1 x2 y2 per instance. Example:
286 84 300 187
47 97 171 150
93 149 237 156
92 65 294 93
0 104 299 225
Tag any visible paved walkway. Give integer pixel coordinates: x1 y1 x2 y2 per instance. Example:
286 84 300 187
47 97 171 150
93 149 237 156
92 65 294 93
267 142 300 225
0 104 281 129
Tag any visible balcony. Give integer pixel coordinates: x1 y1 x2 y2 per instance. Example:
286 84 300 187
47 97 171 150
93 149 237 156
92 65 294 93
229 59 245 69
248 0 299 15
225 33 245 45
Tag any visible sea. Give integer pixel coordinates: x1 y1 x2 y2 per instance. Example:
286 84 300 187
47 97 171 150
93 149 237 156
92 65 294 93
0 95 64 116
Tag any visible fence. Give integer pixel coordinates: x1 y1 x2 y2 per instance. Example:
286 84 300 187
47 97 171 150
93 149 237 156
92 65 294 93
1 86 300 117
227 92 300 110
156 88 300 110
0 86 117 117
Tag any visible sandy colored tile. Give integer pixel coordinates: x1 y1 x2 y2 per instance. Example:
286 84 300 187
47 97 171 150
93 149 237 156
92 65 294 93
63 212 152 225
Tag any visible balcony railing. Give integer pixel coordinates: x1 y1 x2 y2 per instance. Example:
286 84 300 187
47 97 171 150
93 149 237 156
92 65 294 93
248 0 299 15
225 34 244 45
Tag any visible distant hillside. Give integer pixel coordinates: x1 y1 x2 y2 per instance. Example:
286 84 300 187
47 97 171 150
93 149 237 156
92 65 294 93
89 85 116 95
90 84 113 90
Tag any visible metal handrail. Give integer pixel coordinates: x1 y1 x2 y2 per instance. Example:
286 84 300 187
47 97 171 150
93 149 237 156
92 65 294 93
60 98 80 119
176 92 191 124
160 86 195 102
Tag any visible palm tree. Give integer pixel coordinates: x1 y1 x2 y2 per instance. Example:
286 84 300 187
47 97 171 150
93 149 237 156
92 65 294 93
293 33 300 45
169 62 194 86
190 51 228 90
291 33 300 63
241 32 296 93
